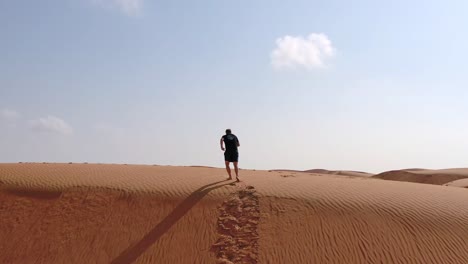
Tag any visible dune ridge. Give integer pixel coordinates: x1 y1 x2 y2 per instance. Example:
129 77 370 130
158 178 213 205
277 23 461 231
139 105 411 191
373 168 468 185
271 168 373 177
1 163 467 263
445 178 468 188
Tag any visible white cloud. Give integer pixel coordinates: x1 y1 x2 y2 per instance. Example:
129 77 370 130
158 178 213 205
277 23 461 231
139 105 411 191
29 116 73 135
0 109 20 120
271 33 335 70
92 0 143 16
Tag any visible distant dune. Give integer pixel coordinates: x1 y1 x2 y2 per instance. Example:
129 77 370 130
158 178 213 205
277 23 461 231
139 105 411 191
304 169 373 177
272 168 373 177
445 178 468 188
373 168 468 185
0 163 467 263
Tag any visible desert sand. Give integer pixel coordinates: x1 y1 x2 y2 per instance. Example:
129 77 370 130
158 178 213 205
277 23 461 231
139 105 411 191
272 169 373 178
445 178 468 188
1 163 467 263
373 168 468 185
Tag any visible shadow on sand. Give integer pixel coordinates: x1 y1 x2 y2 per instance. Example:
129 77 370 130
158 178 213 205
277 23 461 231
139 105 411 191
110 179 231 264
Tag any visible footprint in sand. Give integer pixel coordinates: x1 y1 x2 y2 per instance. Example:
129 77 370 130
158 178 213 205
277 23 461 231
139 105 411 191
211 184 260 264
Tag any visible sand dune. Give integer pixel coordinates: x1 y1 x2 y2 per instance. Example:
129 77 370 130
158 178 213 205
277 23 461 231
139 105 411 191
373 168 468 185
445 178 468 188
304 169 373 177
407 168 468 176
1 163 467 263
272 169 373 177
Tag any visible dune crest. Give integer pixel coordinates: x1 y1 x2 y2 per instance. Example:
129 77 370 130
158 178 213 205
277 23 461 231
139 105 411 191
1 163 467 263
272 168 373 177
445 178 468 188
373 168 468 185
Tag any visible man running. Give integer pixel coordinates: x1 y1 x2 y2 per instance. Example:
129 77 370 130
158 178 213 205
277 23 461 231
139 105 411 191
220 129 240 181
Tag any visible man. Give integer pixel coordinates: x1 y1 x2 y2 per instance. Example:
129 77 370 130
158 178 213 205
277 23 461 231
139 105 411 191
220 129 240 181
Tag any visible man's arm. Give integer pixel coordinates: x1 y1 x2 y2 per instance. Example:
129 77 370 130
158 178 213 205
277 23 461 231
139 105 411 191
236 138 240 147
220 137 225 151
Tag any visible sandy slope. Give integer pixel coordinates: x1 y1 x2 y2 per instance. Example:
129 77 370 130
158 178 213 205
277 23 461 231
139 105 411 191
304 169 373 177
373 168 468 185
1 163 467 264
445 178 468 188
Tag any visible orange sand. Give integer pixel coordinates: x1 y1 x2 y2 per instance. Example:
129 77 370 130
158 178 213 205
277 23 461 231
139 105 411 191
373 168 468 185
272 169 373 178
445 178 468 188
1 163 467 263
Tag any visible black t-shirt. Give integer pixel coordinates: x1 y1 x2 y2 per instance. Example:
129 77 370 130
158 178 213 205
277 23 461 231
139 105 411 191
222 134 239 152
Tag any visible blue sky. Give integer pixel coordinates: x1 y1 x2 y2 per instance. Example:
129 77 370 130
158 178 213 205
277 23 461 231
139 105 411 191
1 0 468 172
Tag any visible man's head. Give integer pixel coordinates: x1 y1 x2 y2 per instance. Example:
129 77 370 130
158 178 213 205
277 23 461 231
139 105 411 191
225 129 232 135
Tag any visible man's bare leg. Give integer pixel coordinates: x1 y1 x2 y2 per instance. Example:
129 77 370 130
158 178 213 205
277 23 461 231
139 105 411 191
225 161 232 180
233 162 239 181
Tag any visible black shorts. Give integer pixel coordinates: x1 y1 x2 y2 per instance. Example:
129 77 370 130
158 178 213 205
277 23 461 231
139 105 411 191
224 151 239 162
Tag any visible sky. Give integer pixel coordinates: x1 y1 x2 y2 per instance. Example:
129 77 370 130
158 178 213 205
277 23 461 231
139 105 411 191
2 0 468 173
